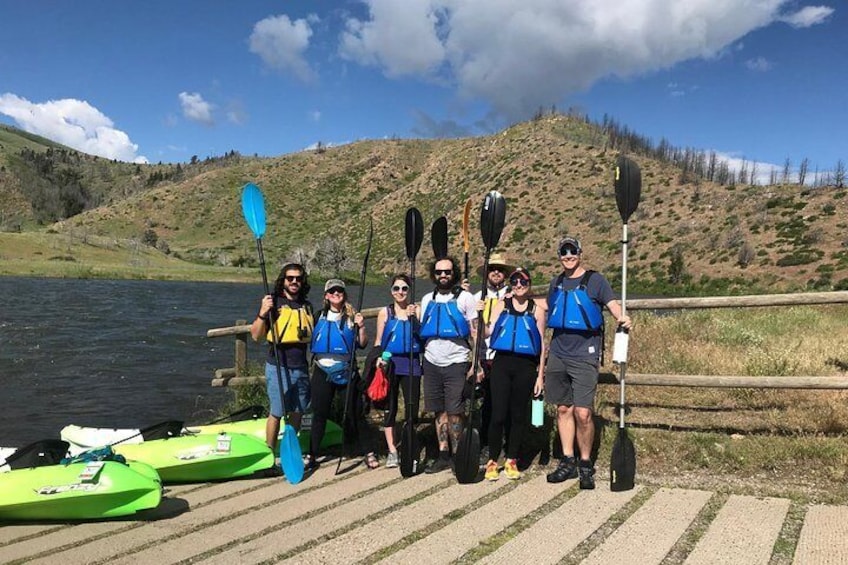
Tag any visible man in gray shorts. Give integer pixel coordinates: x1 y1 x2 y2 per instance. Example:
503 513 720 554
419 256 477 474
544 237 631 489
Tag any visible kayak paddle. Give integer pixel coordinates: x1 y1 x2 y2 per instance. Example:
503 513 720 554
400 207 424 478
431 216 448 260
610 156 640 492
455 190 506 484
462 198 472 282
335 218 373 475
241 182 304 485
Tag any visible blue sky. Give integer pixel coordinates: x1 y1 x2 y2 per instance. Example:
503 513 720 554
0 1 843 181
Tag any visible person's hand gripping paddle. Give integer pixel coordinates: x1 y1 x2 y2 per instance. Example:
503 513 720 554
400 208 424 478
241 182 304 484
610 157 641 492
454 191 506 484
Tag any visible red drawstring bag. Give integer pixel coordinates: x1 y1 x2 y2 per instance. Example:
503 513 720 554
366 364 390 403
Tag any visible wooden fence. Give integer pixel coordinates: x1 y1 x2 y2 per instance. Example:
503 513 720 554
206 290 848 389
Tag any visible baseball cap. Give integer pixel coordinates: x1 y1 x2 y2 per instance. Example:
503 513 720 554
324 278 346 292
558 237 582 257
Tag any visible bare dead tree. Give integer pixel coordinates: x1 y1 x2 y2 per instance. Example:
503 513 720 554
798 157 809 186
782 158 792 184
835 159 845 188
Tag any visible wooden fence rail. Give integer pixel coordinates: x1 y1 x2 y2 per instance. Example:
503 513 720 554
206 291 848 389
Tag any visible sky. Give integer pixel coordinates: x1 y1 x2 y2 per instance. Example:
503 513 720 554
0 1 844 181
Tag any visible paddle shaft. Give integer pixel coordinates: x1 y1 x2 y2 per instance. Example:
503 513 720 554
619 222 628 430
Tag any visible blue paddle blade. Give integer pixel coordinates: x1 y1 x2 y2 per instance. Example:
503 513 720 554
279 423 304 484
241 183 267 239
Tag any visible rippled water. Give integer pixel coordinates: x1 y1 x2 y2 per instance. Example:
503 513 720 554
0 276 387 447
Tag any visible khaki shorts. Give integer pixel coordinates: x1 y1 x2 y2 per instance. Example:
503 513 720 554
544 355 598 409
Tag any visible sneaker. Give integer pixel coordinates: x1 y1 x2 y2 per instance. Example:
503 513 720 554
303 454 320 472
424 456 452 474
504 458 521 480
484 460 499 481
546 456 578 483
578 461 596 490
385 452 399 468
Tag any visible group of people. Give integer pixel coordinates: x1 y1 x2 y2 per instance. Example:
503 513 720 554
250 235 632 490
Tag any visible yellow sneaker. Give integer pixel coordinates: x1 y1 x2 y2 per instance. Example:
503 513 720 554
485 460 499 481
504 458 521 480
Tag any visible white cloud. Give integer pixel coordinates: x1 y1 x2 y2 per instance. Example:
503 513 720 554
339 0 832 120
340 0 447 77
779 5 834 28
309 110 321 121
226 100 247 125
179 92 215 125
745 56 773 72
0 93 147 163
249 14 317 83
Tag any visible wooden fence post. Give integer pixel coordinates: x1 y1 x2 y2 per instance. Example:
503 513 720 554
235 319 247 378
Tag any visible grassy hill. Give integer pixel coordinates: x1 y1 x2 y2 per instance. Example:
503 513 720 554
0 116 846 292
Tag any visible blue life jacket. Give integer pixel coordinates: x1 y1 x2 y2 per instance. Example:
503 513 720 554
547 271 604 331
311 312 355 355
382 304 422 355
490 298 542 356
419 289 470 340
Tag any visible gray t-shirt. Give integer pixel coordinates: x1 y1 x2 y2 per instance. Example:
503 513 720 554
547 271 616 361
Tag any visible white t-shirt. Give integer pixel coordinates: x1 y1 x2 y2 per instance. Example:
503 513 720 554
474 286 509 360
419 288 477 367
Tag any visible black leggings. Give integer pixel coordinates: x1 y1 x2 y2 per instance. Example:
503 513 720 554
310 365 368 457
487 352 537 461
383 373 421 428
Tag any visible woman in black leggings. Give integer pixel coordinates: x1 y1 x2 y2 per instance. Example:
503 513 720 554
483 267 546 480
372 274 422 468
308 279 374 470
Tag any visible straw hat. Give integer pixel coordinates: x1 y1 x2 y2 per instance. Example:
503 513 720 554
477 253 513 277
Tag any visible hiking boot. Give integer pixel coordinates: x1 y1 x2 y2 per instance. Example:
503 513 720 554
484 460 499 481
425 456 452 474
578 461 596 490
385 452 399 468
478 445 490 466
546 456 578 483
504 458 521 480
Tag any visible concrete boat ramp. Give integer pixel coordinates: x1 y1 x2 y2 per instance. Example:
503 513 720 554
1 461 846 564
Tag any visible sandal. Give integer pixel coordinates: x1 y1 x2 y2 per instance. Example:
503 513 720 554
364 452 380 470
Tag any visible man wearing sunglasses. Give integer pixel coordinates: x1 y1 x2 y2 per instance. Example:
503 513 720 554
419 256 478 474
251 263 314 454
544 237 631 490
472 253 512 463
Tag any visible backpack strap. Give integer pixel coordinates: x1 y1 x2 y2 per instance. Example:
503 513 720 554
386 303 396 319
578 270 595 289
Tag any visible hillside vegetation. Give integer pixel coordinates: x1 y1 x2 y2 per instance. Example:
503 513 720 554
1 116 846 293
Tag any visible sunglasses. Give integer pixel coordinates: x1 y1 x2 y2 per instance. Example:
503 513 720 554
559 247 580 258
285 275 304 282
510 278 530 287
434 269 453 276
391 285 409 292
326 287 345 295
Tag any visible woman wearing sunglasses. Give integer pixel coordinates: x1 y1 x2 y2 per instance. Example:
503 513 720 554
371 274 422 468
482 267 546 481
308 279 375 470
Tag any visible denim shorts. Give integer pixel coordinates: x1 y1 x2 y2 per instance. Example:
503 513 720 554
265 362 310 417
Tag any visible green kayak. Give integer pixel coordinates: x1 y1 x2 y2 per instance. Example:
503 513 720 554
112 432 273 483
188 415 343 454
0 460 161 521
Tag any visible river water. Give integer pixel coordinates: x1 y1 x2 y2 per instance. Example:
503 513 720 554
0 276 391 447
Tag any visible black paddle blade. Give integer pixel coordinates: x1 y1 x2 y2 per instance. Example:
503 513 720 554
480 191 506 250
399 419 419 477
405 208 424 260
431 216 448 260
454 427 480 484
614 156 642 223
610 427 636 491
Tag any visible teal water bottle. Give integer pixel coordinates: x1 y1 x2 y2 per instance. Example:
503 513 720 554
531 396 544 427
381 351 392 362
